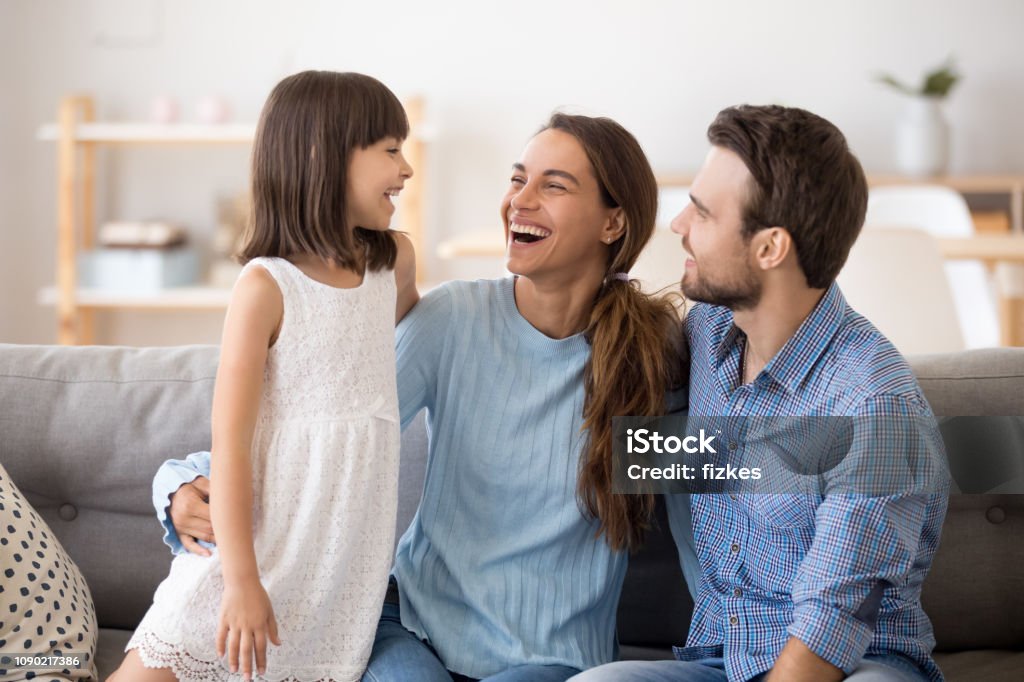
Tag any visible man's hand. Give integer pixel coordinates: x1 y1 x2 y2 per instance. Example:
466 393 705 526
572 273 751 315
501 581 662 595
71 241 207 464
170 476 216 556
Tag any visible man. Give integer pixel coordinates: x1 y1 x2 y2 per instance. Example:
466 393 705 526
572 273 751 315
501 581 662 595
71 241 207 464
573 105 948 681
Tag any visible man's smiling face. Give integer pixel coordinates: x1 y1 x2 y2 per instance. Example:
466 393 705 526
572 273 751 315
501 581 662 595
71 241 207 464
670 146 763 310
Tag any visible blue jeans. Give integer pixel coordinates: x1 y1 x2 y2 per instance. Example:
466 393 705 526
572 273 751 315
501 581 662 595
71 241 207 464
362 601 581 682
568 654 928 682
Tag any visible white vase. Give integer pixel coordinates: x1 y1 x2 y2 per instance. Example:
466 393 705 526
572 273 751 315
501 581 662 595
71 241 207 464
895 96 949 177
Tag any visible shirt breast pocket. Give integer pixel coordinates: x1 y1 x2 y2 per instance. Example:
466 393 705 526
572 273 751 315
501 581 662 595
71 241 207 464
738 493 820 529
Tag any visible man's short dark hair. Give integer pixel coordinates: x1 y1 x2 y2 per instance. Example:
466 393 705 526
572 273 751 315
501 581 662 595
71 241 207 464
708 105 868 288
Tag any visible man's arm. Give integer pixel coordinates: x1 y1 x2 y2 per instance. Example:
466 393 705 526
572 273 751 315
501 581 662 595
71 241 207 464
779 396 947 676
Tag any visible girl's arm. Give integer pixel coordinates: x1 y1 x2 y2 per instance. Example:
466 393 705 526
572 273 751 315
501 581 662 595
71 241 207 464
394 231 420 323
210 265 283 679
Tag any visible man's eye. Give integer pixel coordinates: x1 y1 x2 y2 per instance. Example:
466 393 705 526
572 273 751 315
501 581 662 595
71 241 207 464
510 176 526 185
547 183 566 191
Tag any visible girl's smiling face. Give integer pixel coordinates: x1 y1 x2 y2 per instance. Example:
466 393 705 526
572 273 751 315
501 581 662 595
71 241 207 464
346 137 414 231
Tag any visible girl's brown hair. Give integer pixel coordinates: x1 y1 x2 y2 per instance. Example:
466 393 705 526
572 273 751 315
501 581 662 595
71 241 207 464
544 113 687 552
239 70 409 271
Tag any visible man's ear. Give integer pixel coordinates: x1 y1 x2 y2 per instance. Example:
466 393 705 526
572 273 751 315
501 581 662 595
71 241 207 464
752 227 792 270
601 209 626 244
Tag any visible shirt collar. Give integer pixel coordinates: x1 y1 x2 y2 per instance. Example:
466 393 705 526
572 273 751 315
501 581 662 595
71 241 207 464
715 283 847 394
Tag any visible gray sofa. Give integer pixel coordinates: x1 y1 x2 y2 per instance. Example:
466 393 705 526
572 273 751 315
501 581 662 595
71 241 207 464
1 343 1022 681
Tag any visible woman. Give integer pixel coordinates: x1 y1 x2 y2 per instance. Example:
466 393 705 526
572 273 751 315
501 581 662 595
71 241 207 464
159 113 691 682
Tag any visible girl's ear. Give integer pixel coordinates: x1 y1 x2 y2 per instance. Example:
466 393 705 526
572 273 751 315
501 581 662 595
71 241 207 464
601 209 626 244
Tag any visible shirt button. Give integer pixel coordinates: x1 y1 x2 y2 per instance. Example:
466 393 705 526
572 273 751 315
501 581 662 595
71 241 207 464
729 442 738 450
729 615 739 625
729 494 738 501
733 588 743 597
730 543 740 554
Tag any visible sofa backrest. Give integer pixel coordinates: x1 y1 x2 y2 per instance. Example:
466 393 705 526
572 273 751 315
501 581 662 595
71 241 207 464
1 344 220 629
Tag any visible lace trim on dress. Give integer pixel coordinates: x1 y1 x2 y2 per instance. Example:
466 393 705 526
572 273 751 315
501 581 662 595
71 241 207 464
131 628 362 682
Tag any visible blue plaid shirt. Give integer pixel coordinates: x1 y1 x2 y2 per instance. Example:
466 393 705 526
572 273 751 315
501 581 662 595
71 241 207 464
677 283 948 681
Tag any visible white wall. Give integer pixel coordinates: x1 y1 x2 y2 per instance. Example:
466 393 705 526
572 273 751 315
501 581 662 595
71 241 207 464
3 0 1024 344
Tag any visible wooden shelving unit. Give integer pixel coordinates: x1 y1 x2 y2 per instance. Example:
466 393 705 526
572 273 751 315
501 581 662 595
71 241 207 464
37 94 426 345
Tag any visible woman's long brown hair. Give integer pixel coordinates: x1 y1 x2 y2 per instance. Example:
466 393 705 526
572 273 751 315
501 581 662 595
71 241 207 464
544 113 686 553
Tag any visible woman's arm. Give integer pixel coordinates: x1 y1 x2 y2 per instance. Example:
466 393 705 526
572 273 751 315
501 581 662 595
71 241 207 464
394 231 420 323
210 265 283 678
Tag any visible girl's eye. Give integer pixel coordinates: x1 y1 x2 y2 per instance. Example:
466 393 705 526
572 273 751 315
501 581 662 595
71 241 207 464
387 148 400 155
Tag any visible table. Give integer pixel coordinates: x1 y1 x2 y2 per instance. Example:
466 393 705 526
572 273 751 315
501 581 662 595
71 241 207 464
939 235 1024 346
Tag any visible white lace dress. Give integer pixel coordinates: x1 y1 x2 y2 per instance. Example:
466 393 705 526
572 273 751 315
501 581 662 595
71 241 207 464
128 257 400 682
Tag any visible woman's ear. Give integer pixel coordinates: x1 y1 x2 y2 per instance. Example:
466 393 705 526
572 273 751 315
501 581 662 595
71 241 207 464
601 209 626 244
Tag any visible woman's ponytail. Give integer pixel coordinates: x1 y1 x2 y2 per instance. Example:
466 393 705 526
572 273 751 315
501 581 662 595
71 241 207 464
543 113 687 552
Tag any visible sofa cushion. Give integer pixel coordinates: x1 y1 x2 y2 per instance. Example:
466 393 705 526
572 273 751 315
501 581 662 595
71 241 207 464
907 349 1024 652
922 495 1024 651
0 343 220 630
0 343 431 638
933 649 1024 682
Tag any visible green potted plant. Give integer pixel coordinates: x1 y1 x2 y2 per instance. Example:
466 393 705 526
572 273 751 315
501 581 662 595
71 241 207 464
876 58 960 177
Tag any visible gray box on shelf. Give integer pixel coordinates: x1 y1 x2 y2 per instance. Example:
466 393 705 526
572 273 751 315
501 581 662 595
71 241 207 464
78 248 200 291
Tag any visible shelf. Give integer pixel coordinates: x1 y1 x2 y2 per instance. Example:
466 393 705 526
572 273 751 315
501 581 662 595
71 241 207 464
38 94 429 344
37 122 256 144
38 286 232 310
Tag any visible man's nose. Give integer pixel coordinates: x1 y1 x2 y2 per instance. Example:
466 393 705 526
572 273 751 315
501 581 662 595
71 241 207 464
669 204 691 237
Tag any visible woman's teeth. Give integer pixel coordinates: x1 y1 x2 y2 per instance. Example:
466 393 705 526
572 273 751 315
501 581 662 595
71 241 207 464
510 222 551 243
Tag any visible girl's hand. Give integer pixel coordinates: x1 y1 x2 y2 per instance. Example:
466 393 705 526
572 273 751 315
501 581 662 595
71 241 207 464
216 577 282 680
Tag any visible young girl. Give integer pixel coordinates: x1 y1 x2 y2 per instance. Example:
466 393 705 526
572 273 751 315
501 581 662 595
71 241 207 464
110 70 418 682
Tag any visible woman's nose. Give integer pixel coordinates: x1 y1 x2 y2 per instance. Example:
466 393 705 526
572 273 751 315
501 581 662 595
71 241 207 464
510 182 538 211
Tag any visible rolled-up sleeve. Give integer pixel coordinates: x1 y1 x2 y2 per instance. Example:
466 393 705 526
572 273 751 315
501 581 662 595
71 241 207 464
152 450 212 555
788 395 948 672
789 493 929 671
